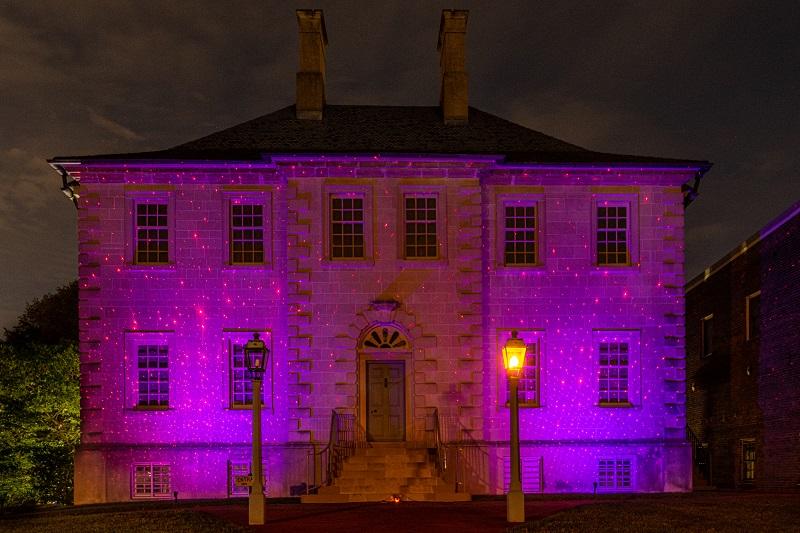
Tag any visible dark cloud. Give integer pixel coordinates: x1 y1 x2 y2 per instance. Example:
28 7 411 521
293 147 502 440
1 0 798 329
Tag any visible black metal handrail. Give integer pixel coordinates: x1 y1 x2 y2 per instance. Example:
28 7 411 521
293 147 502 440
430 408 447 477
305 409 368 493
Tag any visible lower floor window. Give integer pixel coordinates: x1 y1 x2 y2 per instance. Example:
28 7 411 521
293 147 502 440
228 460 268 497
598 459 632 491
133 463 171 498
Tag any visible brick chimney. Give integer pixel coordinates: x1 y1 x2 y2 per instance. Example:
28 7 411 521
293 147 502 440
296 9 327 120
438 9 469 125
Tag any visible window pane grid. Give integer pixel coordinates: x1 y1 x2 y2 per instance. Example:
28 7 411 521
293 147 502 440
598 459 631 490
231 204 265 264
330 196 365 259
599 342 629 404
404 196 437 258
134 463 171 498
597 205 629 265
229 462 250 496
135 203 169 264
231 344 264 407
137 345 169 407
504 205 537 265
506 344 538 405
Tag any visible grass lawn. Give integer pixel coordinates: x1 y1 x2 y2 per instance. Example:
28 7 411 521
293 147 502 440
525 492 800 532
1 492 798 532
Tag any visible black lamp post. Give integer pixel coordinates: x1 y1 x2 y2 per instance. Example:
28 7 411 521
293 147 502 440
502 330 526 523
244 333 268 525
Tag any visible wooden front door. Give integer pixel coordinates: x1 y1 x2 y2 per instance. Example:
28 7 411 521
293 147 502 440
366 361 405 441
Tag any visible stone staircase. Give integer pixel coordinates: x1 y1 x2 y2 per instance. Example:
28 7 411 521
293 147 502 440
301 443 471 503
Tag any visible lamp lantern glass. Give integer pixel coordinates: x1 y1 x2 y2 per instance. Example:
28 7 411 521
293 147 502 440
502 330 526 378
244 333 268 374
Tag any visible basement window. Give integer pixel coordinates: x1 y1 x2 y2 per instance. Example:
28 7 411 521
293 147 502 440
132 463 171 498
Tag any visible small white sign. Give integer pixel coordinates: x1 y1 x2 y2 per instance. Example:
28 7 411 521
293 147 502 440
235 474 253 487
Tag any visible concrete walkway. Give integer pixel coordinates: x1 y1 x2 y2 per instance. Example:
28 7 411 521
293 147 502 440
201 500 592 532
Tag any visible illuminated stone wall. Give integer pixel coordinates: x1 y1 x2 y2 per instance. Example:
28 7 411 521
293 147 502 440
71 157 693 503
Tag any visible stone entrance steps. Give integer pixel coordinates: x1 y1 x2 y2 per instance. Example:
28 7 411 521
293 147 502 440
301 443 470 503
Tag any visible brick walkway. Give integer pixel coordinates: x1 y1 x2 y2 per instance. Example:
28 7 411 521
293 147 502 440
200 500 592 532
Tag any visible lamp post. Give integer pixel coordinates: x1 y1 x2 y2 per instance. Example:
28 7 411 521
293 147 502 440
502 330 526 523
244 333 268 526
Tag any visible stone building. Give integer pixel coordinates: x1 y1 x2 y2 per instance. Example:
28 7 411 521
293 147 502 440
686 200 800 490
51 10 710 504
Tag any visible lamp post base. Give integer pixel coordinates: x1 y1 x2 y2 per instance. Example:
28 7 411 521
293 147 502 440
507 489 525 523
249 493 265 525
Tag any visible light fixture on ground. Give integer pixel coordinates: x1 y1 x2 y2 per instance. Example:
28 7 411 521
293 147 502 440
502 330 526 523
245 332 269 525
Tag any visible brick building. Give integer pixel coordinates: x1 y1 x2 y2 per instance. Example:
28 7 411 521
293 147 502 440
686 200 800 490
51 10 711 503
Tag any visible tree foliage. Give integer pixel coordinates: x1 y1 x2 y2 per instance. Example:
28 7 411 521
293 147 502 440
0 282 79 508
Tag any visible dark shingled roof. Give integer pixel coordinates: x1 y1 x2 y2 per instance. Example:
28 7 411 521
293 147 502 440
51 105 709 167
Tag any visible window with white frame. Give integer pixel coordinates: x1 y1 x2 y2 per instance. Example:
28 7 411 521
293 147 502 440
594 330 639 407
499 331 541 407
503 203 538 266
228 460 268 496
598 459 632 491
226 331 271 409
137 345 169 407
404 194 439 259
598 341 629 405
330 194 365 259
132 463 171 498
230 203 265 264
596 202 629 265
746 291 761 341
135 203 169 264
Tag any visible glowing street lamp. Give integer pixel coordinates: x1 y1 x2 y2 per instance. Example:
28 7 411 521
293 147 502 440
503 330 526 523
244 333 268 525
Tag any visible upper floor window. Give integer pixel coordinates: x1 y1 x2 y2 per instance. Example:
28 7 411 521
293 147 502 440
701 315 713 357
596 203 629 265
330 195 365 259
404 195 438 259
135 203 169 264
230 204 265 264
504 204 538 266
746 291 761 341
133 463 171 498
137 344 169 408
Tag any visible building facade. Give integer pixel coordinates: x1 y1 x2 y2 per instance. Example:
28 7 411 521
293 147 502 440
686 200 800 490
52 10 710 504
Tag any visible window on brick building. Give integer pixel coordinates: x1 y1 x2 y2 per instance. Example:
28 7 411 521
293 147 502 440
598 341 629 405
226 331 272 410
404 195 439 259
746 291 761 341
230 204 265 264
741 439 756 483
228 460 268 497
132 463 171 498
330 195 365 259
503 203 538 266
135 203 169 264
598 459 632 491
137 345 169 407
701 315 714 357
596 202 630 265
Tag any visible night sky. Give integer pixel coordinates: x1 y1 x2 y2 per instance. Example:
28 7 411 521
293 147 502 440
1 1 798 330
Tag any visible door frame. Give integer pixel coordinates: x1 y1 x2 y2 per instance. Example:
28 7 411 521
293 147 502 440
358 350 413 442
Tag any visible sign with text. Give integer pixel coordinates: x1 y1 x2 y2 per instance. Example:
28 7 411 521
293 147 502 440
235 474 253 487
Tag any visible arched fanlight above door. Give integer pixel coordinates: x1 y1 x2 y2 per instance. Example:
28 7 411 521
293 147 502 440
360 324 410 350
